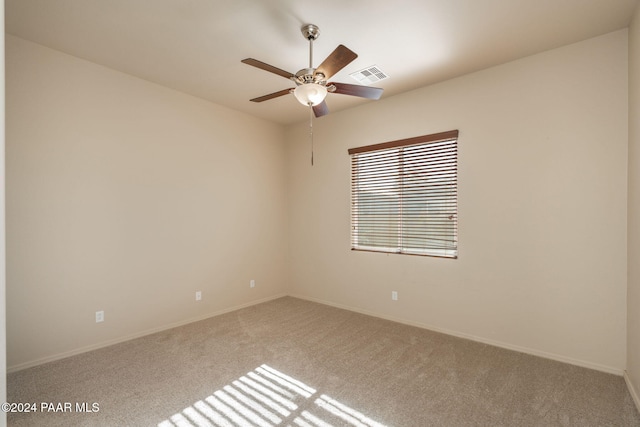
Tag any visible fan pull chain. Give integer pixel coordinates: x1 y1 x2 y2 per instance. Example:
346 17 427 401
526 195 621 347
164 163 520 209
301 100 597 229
309 104 314 166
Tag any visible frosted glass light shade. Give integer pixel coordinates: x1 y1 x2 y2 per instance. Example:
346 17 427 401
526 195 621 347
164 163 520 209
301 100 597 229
293 83 327 106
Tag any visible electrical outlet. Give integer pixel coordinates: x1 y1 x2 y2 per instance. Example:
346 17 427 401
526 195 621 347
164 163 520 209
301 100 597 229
195 291 202 301
95 310 104 323
392 291 398 301
250 280 255 288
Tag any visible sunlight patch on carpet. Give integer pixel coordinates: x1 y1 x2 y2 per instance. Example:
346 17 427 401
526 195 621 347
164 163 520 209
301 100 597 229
157 364 386 427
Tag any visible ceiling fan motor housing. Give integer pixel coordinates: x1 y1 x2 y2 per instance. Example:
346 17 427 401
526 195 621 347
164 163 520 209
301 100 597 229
294 68 325 86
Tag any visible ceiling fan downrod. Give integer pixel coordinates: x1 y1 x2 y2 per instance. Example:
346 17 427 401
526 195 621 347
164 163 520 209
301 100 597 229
301 24 320 69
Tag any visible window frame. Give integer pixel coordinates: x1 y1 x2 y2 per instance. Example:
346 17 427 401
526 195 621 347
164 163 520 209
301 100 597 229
348 130 459 259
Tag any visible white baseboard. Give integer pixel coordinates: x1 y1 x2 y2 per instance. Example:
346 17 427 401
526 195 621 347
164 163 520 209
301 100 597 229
289 293 624 376
7 293 287 374
9 292 625 377
625 371 640 413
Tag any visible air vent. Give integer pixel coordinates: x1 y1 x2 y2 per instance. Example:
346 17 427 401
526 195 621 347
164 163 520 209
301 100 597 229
349 65 389 85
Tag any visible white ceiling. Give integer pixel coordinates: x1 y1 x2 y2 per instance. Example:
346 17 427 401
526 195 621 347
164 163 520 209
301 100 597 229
5 0 639 125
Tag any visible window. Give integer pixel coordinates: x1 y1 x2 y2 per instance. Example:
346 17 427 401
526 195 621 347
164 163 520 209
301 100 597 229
349 130 458 258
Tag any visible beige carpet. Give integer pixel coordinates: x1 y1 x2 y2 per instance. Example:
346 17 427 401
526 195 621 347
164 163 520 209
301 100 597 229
7 296 640 426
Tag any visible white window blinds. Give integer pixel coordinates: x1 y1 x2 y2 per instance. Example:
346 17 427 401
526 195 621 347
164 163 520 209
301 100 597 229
349 130 458 258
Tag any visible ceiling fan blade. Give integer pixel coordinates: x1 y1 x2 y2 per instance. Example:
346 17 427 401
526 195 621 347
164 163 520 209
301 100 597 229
250 88 293 103
330 82 383 100
242 58 295 80
312 101 329 117
314 45 358 80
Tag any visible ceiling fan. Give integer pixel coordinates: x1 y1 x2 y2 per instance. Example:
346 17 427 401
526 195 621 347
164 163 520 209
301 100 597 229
241 24 383 118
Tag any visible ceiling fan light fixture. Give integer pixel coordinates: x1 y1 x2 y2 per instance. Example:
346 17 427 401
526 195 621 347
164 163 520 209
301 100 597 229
293 83 327 106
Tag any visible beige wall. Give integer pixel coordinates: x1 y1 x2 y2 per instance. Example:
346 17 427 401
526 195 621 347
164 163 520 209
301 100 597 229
5 35 289 370
286 30 629 373
627 0 640 408
1 1 7 425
